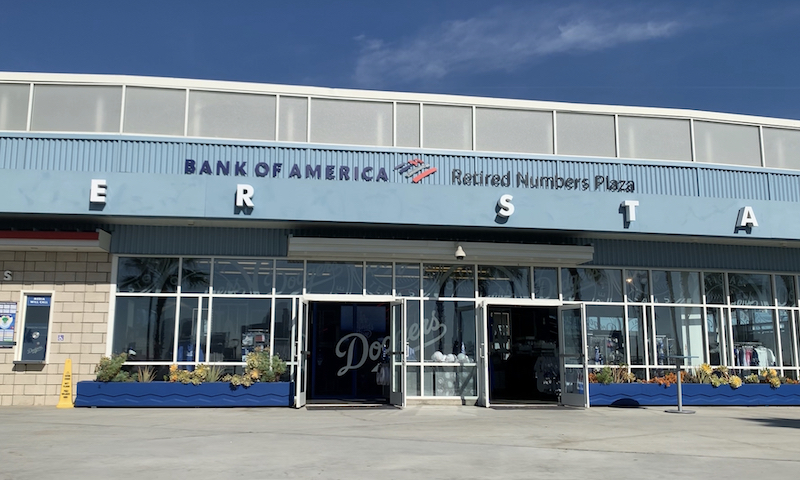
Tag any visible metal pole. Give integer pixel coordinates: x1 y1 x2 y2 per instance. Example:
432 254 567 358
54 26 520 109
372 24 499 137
676 363 683 412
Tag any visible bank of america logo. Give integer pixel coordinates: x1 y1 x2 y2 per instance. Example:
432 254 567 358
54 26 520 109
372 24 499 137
394 158 437 183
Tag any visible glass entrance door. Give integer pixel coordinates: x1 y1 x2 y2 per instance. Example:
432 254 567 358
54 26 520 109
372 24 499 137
389 301 405 407
294 299 310 408
476 301 490 407
558 304 589 407
309 302 390 402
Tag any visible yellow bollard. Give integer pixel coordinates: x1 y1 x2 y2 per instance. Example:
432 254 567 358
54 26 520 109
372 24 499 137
56 358 74 409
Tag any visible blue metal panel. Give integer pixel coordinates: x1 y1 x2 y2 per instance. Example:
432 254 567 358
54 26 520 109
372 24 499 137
110 225 289 256
587 238 800 272
25 137 119 172
421 153 473 186
273 146 308 178
768 173 800 203
0 136 27 169
698 168 770 200
120 140 186 174
619 164 698 197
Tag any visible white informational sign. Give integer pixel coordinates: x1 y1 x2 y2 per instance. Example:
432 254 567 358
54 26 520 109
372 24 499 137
0 302 17 343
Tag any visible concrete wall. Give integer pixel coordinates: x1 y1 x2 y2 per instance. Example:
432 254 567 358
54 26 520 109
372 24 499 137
0 251 111 406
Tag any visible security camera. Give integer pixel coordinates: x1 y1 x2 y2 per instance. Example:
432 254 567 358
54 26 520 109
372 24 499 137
455 245 466 260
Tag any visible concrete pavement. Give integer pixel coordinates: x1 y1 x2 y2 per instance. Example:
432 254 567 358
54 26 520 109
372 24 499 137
2 405 800 479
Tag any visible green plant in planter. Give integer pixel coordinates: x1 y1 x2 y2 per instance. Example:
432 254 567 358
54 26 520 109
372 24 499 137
595 367 614 385
95 353 132 382
224 347 287 387
135 365 156 383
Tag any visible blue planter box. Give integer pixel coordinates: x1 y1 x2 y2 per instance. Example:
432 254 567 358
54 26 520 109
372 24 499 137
75 381 294 407
589 383 800 407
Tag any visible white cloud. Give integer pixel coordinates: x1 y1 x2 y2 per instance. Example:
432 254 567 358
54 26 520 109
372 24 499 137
353 4 684 87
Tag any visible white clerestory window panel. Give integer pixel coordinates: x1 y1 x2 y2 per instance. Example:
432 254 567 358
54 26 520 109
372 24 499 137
123 86 186 136
31 84 122 133
310 98 392 147
0 83 29 131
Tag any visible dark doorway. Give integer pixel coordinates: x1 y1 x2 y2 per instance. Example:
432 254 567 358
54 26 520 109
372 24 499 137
488 306 559 403
309 302 389 402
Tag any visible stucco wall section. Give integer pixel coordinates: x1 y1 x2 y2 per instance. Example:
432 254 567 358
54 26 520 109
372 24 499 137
0 251 111 406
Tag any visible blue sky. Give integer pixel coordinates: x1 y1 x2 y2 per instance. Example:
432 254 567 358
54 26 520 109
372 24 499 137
3 1 800 119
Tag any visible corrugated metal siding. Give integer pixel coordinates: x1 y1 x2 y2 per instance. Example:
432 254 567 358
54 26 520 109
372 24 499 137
110 225 289 256
120 141 186 174
25 138 119 172
0 136 27 169
768 173 800 203
9 135 800 204
421 153 473 186
698 168 770 200
620 164 698 196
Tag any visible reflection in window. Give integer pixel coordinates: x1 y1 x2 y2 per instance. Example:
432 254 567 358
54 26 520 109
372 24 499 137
306 262 363 294
406 300 421 362
423 265 474 298
654 306 703 367
423 365 477 397
776 276 796 307
706 308 724 365
210 298 272 362
478 265 530 298
273 299 293 361
117 257 179 293
275 260 303 295
395 263 420 297
730 309 778 371
652 271 700 304
586 305 625 365
181 258 211 294
778 311 795 367
561 268 622 302
422 301 476 362
113 297 176 361
177 297 207 363
625 270 649 302
533 268 558 299
704 272 726 304
366 263 392 295
627 306 647 365
729 274 773 306
213 259 273 294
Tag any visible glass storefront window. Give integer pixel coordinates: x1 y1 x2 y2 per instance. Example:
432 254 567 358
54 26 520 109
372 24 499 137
703 272 726 304
117 257 179 293
423 265 474 298
210 298 272 362
112 296 177 361
275 260 303 295
776 276 796 307
561 268 622 302
395 263 420 297
586 305 625 365
652 271 701 304
273 298 293 361
365 263 392 295
213 259 273 294
653 306 704 367
407 366 421 396
625 270 650 303
627 306 647 365
176 297 208 363
729 273 773 306
406 300 422 362
533 267 558 299
730 308 779 371
306 261 363 294
477 265 530 298
181 258 211 293
423 365 477 397
422 301 476 362
706 308 724 366
778 310 796 367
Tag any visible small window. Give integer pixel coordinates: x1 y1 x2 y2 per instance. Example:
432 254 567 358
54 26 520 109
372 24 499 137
17 294 54 363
